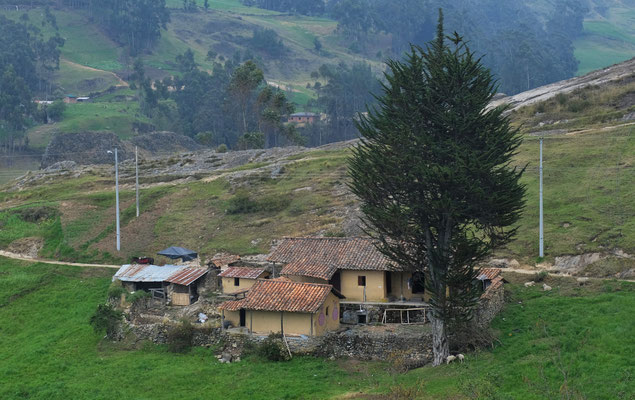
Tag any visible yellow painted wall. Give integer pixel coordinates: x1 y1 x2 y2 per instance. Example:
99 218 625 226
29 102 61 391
340 270 387 301
221 277 258 293
224 310 241 327
314 292 340 335
249 311 314 336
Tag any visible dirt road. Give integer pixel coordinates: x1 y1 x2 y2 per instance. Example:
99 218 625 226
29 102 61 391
0 250 119 269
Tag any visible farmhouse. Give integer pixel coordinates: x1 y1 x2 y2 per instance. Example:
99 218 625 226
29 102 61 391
113 264 208 306
219 278 344 336
218 266 270 294
63 94 77 103
288 112 318 124
267 237 426 303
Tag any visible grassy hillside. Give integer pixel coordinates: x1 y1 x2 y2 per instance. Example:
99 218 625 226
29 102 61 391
576 6 635 75
0 257 632 399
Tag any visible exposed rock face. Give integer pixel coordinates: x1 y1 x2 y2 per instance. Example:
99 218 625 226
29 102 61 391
130 131 202 155
554 253 603 274
41 131 204 168
41 132 128 168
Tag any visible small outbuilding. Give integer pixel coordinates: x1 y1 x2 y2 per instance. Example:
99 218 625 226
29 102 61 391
218 266 269 293
288 112 318 124
113 264 208 306
219 278 344 336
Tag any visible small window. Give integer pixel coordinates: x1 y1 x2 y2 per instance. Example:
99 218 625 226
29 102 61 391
234 277 240 286
358 276 366 286
326 306 329 316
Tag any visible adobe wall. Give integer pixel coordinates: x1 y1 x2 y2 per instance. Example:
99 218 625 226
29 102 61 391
472 284 505 328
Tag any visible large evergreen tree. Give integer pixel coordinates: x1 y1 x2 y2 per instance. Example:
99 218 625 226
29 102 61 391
348 11 525 366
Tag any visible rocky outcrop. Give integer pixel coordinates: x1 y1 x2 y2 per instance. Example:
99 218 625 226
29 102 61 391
41 131 129 168
41 131 204 168
554 253 603 274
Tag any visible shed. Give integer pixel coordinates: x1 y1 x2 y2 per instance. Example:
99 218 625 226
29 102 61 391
113 264 208 305
219 278 344 336
218 266 269 293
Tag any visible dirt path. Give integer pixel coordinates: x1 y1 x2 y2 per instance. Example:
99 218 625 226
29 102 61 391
0 250 119 269
62 58 129 87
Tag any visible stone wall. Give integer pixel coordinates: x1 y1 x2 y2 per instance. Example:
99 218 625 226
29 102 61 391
472 284 505 328
340 303 429 324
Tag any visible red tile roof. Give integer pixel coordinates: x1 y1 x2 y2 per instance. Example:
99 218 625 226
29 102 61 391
219 279 343 313
166 268 208 286
268 238 398 278
219 266 267 279
211 253 240 268
478 268 504 299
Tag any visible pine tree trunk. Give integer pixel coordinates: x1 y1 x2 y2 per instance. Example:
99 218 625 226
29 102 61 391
431 315 450 366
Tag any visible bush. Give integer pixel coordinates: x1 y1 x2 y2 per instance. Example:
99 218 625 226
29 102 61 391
227 190 290 214
567 99 591 113
237 132 264 150
126 290 151 304
195 131 215 146
107 281 126 300
46 100 66 122
14 206 58 223
555 93 568 106
533 270 548 283
89 303 123 338
216 144 228 153
167 320 194 353
256 333 290 362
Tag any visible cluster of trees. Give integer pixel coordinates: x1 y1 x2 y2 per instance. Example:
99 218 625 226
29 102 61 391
240 0 325 15
0 11 64 152
138 52 299 149
242 0 587 94
301 62 381 146
61 0 170 55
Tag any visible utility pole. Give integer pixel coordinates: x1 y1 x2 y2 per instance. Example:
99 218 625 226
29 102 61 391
539 137 544 258
115 148 120 252
135 146 139 218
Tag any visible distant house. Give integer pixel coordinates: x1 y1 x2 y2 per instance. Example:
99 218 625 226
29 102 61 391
218 266 269 294
113 264 208 306
219 277 344 336
76 96 90 102
210 253 241 271
267 237 426 303
63 95 77 104
288 112 318 124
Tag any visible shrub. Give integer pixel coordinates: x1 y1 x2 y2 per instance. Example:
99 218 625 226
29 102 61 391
256 333 290 362
89 303 123 338
567 99 591 113
46 100 66 122
107 281 126 300
167 319 194 353
533 270 548 283
126 290 151 304
14 206 58 223
555 93 568 106
216 144 228 153
237 132 265 150
195 131 215 146
227 190 290 214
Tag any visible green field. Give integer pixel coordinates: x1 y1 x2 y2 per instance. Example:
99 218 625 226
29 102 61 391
0 257 632 399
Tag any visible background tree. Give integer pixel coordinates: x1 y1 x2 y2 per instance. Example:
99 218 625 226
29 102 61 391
348 12 526 366
229 60 264 134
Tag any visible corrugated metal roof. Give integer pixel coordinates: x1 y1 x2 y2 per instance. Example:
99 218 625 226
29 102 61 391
211 254 241 268
268 237 399 273
166 268 207 286
219 279 343 313
219 266 267 279
114 264 207 286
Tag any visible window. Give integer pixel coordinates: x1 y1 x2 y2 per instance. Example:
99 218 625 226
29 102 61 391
234 277 240 286
358 276 366 286
326 306 329 316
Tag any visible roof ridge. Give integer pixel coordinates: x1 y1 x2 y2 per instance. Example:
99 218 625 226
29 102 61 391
256 278 333 289
280 236 375 241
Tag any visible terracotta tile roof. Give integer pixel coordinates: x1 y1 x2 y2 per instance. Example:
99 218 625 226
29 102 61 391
211 253 240 268
269 238 398 278
219 266 267 279
219 279 344 313
219 298 247 311
166 268 207 286
478 268 504 300
282 261 338 280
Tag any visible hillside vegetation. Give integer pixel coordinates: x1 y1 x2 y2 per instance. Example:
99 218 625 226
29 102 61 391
0 257 632 399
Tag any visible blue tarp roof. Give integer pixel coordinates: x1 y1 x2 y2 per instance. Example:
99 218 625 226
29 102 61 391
157 246 198 261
